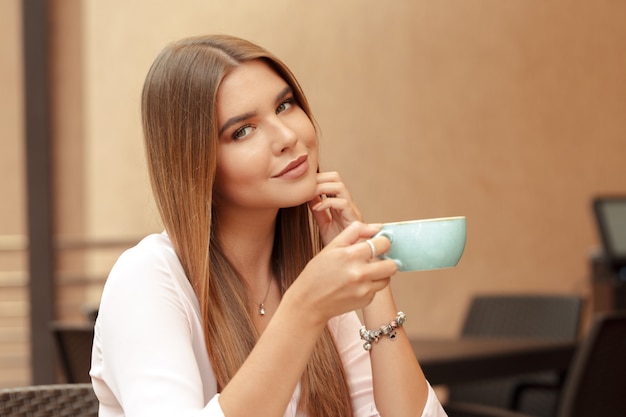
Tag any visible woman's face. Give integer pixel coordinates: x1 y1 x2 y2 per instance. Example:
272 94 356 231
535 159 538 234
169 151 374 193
214 60 318 212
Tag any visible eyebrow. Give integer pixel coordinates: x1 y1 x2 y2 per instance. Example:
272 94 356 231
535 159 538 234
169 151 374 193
218 111 255 137
275 85 293 104
218 85 294 137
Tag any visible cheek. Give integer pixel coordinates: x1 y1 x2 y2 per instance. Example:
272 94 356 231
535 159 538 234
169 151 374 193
299 118 318 153
214 151 241 197
214 147 266 195
213 165 251 207
215 159 246 192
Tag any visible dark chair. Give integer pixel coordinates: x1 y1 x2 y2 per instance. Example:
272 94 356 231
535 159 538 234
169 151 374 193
0 383 98 417
445 310 626 417
556 310 626 417
50 322 95 383
446 294 584 417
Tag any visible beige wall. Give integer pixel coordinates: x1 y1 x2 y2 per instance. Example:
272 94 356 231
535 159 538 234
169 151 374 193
80 0 626 335
0 1 25 236
3 0 626 386
0 0 28 388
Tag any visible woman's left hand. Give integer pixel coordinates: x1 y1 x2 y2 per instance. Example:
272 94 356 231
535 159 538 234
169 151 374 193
308 171 362 246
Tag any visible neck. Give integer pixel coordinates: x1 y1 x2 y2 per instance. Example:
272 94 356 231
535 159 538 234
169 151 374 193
214 207 278 292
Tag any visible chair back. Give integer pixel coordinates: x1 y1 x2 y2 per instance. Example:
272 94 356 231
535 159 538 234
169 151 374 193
448 294 584 417
50 322 95 383
557 311 626 417
461 295 583 339
0 383 98 417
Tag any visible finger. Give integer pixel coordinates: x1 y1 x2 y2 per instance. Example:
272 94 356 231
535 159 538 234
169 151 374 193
330 221 381 247
316 171 342 184
353 275 391 307
308 194 323 208
365 258 398 280
308 195 326 216
316 183 346 198
362 235 392 260
372 276 392 289
315 182 350 198
311 197 351 213
309 199 332 227
316 172 350 196
364 239 377 259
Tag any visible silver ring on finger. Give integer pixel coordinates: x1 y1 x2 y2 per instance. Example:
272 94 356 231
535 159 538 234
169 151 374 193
365 239 376 259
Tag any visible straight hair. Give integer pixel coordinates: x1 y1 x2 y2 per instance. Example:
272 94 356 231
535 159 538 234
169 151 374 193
141 34 353 416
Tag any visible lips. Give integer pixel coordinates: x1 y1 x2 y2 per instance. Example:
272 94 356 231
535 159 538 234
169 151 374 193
272 155 309 179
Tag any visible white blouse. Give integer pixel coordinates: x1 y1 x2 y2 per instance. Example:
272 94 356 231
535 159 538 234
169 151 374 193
90 232 447 417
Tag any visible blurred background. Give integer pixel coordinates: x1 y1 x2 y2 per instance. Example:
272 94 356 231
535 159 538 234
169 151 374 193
1 0 625 388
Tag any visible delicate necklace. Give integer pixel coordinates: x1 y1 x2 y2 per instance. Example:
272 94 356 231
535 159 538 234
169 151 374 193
258 276 272 316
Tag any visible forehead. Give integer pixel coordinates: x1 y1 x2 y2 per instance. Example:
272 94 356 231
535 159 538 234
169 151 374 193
216 60 287 118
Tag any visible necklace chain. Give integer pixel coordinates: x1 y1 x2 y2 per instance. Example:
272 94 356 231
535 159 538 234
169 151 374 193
258 275 272 316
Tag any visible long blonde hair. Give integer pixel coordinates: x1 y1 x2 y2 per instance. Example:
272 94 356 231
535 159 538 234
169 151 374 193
141 34 353 416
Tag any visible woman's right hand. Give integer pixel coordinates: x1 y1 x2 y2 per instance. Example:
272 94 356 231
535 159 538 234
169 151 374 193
286 221 398 325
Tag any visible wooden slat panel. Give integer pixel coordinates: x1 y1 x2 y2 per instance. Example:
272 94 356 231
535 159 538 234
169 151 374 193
0 276 29 387
0 233 132 388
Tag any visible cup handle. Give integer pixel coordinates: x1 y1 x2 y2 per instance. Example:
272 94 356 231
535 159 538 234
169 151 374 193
373 230 403 269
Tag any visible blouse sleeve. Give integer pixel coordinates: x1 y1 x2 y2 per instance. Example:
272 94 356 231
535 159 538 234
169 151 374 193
91 240 224 417
330 312 448 417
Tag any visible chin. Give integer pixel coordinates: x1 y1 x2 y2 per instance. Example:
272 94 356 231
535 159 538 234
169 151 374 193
282 181 318 208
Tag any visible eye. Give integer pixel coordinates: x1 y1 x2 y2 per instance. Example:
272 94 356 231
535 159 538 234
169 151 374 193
276 98 295 114
232 124 254 141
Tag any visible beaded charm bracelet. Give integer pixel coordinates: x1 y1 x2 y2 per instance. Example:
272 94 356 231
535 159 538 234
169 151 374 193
359 311 407 351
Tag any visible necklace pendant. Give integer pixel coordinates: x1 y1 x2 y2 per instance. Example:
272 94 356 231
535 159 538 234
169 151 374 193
259 303 266 316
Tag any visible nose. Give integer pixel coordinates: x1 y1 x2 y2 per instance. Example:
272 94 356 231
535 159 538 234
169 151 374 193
269 117 298 154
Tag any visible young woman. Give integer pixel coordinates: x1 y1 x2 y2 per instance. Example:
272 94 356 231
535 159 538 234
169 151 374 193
90 34 446 417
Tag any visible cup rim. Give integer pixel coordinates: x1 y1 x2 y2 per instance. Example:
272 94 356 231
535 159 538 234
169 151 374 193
380 216 465 227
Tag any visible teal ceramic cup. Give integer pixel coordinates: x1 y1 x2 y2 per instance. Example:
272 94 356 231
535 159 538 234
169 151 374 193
372 216 466 272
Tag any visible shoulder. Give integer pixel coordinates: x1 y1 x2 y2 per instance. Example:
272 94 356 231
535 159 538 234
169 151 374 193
101 232 198 313
114 232 178 270
108 232 183 285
